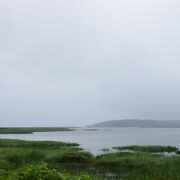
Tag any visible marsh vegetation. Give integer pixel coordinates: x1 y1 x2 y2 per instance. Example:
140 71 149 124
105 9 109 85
113 145 178 153
0 139 180 179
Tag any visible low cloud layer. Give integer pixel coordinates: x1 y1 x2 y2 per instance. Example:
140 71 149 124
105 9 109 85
0 0 180 126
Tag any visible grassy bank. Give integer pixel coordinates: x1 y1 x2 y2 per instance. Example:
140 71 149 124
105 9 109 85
0 139 180 179
0 127 73 134
96 152 180 179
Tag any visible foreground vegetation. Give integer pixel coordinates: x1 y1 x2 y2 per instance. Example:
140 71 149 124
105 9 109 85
0 139 180 179
0 127 73 134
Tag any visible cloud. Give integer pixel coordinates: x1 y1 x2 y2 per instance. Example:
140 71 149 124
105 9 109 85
0 0 180 126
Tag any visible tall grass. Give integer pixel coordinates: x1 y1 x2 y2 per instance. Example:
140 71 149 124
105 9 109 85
0 139 180 179
96 152 180 179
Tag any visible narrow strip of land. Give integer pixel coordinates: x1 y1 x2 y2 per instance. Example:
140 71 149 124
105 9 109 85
0 127 73 134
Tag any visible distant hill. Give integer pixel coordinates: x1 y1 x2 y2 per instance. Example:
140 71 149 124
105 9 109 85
88 119 180 128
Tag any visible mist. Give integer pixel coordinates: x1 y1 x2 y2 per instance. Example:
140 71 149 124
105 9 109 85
0 0 180 126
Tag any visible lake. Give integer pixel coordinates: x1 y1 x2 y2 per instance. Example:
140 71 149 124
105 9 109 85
0 128 180 154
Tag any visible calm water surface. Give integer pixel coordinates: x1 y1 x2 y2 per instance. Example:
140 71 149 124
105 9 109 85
0 128 180 154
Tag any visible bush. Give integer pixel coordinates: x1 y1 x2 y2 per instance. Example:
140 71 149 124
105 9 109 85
11 163 66 180
8 163 91 180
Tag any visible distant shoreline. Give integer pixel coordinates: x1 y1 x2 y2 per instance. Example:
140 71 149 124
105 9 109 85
88 119 180 128
1 125 180 135
0 127 74 134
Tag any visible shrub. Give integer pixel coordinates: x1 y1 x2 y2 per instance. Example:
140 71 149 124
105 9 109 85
8 163 92 180
11 163 66 180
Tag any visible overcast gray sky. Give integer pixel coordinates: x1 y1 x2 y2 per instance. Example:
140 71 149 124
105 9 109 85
0 0 180 127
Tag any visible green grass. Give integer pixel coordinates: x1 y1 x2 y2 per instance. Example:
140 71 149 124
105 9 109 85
0 139 79 148
47 151 94 164
96 152 180 179
1 162 93 180
0 127 73 134
113 145 178 153
0 139 180 179
0 139 81 170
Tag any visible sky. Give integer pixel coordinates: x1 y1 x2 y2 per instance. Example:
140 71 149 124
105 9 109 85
0 0 180 127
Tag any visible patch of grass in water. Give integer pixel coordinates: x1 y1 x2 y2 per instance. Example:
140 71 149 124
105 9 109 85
101 148 110 153
176 150 180 155
84 129 98 131
0 139 79 148
113 145 178 153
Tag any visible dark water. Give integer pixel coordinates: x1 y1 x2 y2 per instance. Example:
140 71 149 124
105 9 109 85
0 128 180 154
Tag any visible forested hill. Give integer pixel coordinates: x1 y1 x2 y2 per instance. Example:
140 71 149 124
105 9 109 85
88 119 180 128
